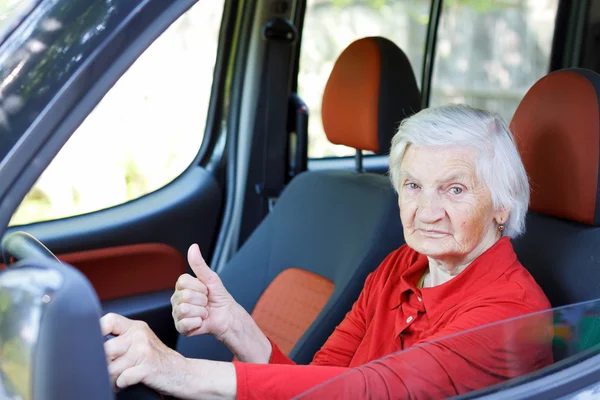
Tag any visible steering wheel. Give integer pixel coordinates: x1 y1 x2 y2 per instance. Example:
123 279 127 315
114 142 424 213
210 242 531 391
2 231 166 400
2 231 60 265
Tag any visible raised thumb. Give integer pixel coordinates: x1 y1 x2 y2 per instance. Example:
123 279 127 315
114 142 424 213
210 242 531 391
187 243 218 284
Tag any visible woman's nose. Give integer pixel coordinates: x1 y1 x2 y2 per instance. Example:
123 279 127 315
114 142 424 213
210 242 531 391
417 191 445 223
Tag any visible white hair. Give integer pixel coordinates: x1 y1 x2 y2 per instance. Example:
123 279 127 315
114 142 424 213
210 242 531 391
388 104 530 238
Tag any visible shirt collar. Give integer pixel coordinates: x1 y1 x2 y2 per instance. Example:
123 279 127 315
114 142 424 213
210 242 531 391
390 237 517 318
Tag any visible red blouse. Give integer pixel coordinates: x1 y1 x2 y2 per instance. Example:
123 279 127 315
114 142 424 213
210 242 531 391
234 238 552 399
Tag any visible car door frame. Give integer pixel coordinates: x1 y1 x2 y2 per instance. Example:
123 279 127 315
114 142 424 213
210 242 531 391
0 0 238 348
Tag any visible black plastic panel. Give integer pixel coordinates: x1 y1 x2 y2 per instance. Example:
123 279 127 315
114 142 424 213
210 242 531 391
102 290 176 350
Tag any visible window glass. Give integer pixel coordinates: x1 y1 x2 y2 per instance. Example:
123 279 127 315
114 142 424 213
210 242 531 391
299 0 432 158
430 0 559 121
0 0 37 42
9 0 224 226
0 0 141 163
297 300 600 398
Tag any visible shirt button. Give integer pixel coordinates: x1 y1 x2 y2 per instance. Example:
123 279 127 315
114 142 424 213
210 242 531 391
417 297 422 302
406 316 413 323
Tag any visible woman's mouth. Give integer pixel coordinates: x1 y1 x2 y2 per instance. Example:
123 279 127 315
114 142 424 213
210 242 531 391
417 229 450 238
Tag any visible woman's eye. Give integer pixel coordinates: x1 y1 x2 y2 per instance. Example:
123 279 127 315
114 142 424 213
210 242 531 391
406 183 419 190
449 187 463 195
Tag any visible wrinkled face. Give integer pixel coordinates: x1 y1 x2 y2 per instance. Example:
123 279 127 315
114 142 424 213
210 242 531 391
398 145 505 265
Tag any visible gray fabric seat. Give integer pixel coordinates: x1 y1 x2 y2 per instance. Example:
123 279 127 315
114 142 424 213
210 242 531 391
177 37 421 364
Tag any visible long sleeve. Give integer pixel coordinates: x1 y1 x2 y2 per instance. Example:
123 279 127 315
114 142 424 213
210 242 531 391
300 296 553 399
234 296 552 400
268 338 295 365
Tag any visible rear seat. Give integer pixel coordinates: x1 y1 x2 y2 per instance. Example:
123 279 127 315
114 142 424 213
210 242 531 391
511 68 600 307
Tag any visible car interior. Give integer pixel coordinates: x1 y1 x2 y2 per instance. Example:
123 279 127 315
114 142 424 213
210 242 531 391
177 35 421 365
2 0 600 399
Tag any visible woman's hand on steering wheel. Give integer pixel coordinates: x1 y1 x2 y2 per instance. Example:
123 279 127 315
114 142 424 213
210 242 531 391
102 313 189 394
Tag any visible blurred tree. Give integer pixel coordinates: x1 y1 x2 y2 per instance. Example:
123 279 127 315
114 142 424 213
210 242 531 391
329 0 505 13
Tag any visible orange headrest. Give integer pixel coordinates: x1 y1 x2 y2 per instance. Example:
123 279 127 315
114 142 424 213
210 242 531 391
510 69 600 225
322 37 421 154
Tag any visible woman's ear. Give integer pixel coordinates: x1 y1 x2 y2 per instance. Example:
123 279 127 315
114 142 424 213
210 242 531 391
494 207 510 225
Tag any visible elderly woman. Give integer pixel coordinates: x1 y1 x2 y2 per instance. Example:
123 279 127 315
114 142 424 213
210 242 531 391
101 105 551 399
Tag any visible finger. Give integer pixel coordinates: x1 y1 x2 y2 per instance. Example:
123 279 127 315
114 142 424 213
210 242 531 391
175 289 208 307
187 243 219 285
175 317 204 335
171 285 207 310
104 335 131 362
175 274 208 294
174 302 208 321
101 313 134 336
107 354 135 391
187 325 209 336
116 365 146 390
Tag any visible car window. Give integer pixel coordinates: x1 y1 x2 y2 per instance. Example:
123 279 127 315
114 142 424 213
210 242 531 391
429 0 559 122
0 0 137 164
0 0 37 43
9 0 225 226
298 0 432 158
296 299 600 398
300 0 560 159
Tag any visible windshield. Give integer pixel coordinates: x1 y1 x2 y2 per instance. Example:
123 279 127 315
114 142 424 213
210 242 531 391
295 299 600 399
0 0 37 44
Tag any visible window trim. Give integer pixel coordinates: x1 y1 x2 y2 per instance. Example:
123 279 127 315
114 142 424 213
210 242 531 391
550 0 589 72
291 0 306 94
208 0 258 270
564 0 589 68
421 0 443 109
199 0 239 169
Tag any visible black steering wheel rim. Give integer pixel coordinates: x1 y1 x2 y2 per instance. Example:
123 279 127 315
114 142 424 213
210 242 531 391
2 231 60 265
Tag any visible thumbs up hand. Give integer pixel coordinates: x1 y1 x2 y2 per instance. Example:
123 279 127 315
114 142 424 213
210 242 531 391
171 244 237 341
172 244 273 363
